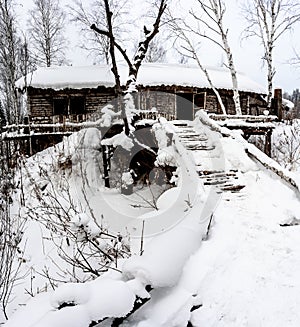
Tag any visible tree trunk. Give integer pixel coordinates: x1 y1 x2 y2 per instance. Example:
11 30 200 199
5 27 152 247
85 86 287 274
221 34 242 115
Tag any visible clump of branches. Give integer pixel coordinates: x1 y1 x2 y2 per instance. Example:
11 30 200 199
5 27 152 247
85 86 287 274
272 120 300 171
25 160 130 284
249 120 300 171
0 141 26 320
68 0 129 64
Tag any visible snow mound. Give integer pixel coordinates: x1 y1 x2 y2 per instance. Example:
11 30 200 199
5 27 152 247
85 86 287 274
76 128 102 150
123 226 202 288
5 278 136 327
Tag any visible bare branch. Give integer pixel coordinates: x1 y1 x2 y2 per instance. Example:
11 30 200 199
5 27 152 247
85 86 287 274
242 0 300 108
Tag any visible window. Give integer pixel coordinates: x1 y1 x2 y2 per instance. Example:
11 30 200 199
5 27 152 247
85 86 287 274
53 97 68 116
70 97 85 115
53 96 85 116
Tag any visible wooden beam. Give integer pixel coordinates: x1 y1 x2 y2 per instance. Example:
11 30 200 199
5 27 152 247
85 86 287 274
264 130 272 157
274 88 283 121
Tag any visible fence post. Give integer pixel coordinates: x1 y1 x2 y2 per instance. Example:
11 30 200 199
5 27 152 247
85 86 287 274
102 145 110 188
274 88 283 121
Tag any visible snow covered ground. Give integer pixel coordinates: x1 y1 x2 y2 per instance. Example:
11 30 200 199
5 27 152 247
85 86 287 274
3 114 300 327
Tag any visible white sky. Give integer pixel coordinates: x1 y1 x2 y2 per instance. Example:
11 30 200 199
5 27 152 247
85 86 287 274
18 0 300 94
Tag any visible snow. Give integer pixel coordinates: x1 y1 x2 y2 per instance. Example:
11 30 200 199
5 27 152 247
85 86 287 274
282 98 295 110
185 170 300 327
123 226 203 288
217 119 275 129
99 104 121 127
122 117 300 327
3 110 300 326
5 278 136 327
16 63 266 94
101 131 134 151
76 127 101 150
70 213 101 239
155 147 177 167
122 171 134 186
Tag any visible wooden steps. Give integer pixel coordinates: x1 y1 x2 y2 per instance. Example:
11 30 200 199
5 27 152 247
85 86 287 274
172 122 245 194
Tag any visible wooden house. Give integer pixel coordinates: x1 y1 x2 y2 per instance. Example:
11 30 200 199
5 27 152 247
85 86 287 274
16 63 268 125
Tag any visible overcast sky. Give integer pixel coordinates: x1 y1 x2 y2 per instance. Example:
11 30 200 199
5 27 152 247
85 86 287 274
19 0 300 94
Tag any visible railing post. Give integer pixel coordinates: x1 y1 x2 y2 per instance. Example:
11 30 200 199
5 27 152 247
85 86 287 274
24 116 32 156
274 88 283 121
102 145 110 188
264 129 272 157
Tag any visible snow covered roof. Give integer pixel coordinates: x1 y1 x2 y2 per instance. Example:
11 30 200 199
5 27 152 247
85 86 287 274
16 63 267 94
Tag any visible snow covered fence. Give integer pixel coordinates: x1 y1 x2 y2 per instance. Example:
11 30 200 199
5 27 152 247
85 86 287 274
197 110 300 196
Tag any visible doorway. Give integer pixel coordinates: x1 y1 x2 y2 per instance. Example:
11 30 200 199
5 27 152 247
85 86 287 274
176 93 193 120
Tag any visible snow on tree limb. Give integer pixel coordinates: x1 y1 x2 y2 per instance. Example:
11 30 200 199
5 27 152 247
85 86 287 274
91 0 167 136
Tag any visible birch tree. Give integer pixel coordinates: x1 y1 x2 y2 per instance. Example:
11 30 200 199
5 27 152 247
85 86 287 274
243 0 300 108
28 0 67 67
190 0 241 115
167 10 227 114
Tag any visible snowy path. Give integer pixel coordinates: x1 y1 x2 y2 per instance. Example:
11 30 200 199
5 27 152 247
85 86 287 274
123 119 300 326
187 168 300 327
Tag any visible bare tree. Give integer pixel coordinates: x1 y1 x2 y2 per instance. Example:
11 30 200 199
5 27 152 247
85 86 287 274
243 0 300 108
69 0 128 65
272 120 300 171
167 11 227 114
0 142 26 320
91 0 168 135
190 0 242 115
27 0 67 67
0 0 23 125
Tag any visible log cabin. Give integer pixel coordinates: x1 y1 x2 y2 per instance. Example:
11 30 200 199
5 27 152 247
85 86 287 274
16 63 268 125
13 63 278 156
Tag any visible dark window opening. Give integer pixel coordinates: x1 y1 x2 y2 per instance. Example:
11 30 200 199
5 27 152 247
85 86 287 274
194 93 205 109
53 98 68 116
70 97 85 115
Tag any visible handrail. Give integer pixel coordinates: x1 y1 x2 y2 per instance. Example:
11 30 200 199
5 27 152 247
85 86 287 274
208 113 278 123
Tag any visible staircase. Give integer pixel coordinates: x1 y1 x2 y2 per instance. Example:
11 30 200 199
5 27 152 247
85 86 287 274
172 121 245 195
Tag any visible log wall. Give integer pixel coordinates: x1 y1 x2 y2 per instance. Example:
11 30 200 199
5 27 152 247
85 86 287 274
27 85 267 123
